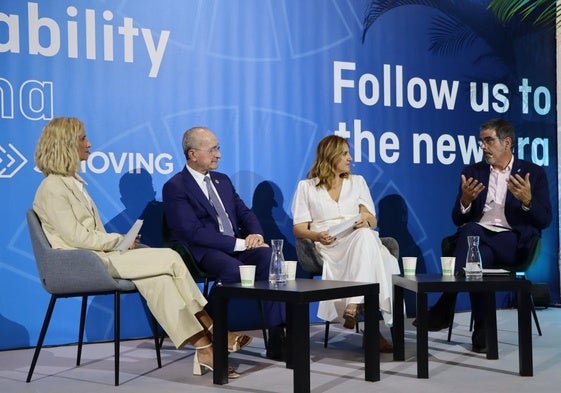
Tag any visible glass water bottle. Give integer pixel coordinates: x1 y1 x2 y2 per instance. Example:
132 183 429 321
465 235 483 280
268 239 287 285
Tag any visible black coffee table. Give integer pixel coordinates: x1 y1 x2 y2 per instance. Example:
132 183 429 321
212 279 380 393
392 274 533 378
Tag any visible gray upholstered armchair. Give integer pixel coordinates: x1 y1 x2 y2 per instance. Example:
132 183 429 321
25 209 161 386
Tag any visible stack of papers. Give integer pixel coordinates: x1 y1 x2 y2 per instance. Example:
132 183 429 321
115 219 143 250
328 214 361 238
482 268 511 275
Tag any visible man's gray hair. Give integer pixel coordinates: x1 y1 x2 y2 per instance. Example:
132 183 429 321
182 126 209 159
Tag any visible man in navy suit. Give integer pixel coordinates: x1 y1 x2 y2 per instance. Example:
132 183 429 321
426 118 552 353
163 126 286 359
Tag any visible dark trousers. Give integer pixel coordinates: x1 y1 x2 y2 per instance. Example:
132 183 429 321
200 246 285 327
453 222 519 321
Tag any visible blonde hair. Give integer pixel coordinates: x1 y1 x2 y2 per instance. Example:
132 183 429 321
35 117 84 176
307 135 350 189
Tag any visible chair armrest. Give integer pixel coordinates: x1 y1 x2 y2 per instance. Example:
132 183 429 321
441 234 457 257
295 238 323 275
380 237 399 259
164 241 212 279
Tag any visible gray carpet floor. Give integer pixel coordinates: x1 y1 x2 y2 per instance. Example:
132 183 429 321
1 308 560 393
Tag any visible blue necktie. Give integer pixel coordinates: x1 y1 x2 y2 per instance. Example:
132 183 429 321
204 176 234 236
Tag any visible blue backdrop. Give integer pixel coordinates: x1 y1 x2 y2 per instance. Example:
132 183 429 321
1 0 558 350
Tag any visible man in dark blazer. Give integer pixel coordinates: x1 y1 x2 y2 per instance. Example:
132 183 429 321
162 126 286 359
427 118 552 353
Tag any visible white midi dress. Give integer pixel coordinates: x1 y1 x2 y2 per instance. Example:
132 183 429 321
292 175 400 326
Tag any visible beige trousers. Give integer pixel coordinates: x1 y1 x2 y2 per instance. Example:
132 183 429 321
105 247 207 348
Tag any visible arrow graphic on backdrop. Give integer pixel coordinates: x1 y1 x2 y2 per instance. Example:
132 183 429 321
0 144 28 178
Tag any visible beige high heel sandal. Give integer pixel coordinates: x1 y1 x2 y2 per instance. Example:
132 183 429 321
193 343 240 378
360 329 394 353
193 343 213 376
206 324 253 353
343 304 360 329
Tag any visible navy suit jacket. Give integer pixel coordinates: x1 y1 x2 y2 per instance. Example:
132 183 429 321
451 159 552 258
162 166 264 262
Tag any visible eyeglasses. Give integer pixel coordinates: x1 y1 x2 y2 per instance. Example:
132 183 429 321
192 145 221 154
478 136 501 147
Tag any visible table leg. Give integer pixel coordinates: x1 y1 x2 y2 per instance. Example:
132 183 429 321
364 287 380 382
286 302 293 369
393 284 405 361
416 292 429 379
289 302 310 393
517 288 533 376
484 292 498 359
212 295 229 385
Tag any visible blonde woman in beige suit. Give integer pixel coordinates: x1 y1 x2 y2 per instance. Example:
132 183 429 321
32 117 250 378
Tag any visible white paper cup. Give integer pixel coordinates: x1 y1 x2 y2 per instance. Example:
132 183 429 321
440 256 456 276
239 265 256 286
283 260 298 280
402 257 417 275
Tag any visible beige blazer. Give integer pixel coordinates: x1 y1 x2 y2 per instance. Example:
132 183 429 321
34 174 209 348
33 174 123 264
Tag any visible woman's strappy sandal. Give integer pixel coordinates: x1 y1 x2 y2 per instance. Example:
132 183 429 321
193 342 240 378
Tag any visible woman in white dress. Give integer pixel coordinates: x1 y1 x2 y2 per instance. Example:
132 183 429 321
291 135 400 352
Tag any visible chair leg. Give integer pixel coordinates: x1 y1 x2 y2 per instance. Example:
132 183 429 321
519 276 542 336
114 292 120 386
149 315 162 368
530 295 543 336
447 313 455 342
76 295 88 366
324 321 330 348
257 300 268 345
203 278 210 298
27 295 57 383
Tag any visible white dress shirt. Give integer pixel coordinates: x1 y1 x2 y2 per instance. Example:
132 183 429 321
461 157 514 232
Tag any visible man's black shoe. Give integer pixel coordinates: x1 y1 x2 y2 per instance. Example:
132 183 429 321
471 321 487 354
414 293 456 331
412 308 452 331
266 326 286 361
471 343 487 354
